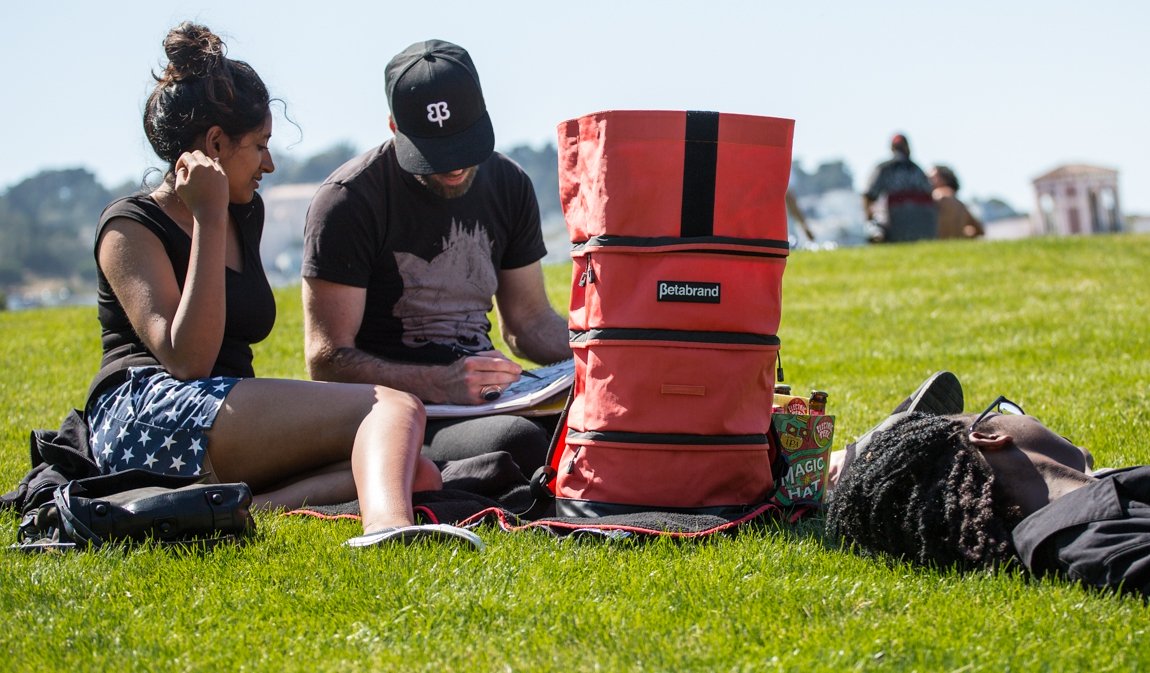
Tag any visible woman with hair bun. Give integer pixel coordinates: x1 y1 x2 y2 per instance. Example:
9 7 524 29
87 22 482 550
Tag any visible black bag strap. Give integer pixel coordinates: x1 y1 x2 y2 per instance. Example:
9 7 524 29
523 385 576 518
52 482 103 546
680 110 720 238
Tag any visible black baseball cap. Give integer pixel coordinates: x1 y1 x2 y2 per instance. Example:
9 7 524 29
385 39 495 175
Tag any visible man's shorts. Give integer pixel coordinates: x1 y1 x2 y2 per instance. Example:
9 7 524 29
86 366 241 480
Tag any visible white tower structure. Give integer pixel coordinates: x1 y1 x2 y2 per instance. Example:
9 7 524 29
1032 164 1122 235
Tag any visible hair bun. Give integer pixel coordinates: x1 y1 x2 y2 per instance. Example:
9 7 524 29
144 21 270 166
162 21 225 82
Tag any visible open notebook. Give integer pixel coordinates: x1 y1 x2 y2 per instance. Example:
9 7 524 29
424 359 574 418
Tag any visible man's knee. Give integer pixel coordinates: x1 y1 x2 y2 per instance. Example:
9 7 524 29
492 416 550 473
424 414 550 472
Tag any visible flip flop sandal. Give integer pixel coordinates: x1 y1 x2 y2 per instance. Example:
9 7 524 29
344 523 484 551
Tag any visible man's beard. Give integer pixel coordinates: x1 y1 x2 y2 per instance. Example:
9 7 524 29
414 168 478 199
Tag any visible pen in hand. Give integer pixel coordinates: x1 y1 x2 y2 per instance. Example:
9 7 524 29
481 370 538 401
450 343 541 379
480 368 538 400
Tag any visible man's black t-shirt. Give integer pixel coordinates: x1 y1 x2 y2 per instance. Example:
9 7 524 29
302 141 546 364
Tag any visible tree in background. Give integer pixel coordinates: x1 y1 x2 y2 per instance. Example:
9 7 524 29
790 160 854 198
0 168 108 283
0 195 30 285
264 141 359 187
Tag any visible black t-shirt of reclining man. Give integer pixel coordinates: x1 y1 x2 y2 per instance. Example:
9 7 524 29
302 140 548 365
1013 465 1150 597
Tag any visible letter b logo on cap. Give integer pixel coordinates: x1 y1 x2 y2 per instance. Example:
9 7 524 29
427 102 451 127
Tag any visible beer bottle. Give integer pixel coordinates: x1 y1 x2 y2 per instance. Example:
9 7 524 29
809 390 828 415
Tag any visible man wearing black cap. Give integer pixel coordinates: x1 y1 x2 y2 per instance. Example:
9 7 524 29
301 39 570 475
861 133 938 243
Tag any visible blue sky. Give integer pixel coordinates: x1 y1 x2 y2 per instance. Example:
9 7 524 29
3 1 1148 213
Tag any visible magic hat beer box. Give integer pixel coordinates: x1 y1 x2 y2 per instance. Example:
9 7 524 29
770 413 835 510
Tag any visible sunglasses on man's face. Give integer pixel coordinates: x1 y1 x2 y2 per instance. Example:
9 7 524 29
969 395 1025 434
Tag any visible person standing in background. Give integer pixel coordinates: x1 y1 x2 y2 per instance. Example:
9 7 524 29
862 133 938 243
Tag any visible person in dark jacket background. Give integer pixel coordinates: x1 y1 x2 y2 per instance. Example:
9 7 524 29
862 133 938 243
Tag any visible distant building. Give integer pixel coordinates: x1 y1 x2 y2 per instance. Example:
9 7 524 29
796 188 869 248
1031 164 1122 236
983 216 1033 241
1129 214 1150 234
261 183 320 286
969 198 1020 224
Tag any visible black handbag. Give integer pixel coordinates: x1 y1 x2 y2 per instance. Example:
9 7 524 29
14 469 255 550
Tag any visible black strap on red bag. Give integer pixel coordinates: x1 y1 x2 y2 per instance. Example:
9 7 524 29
681 110 720 237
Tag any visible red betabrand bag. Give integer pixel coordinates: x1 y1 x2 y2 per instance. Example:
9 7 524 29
534 110 794 517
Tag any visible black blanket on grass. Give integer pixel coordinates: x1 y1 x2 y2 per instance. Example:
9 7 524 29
285 451 794 538
2 417 799 539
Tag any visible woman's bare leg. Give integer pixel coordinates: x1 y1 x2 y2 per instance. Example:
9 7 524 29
254 468 357 511
344 386 426 532
205 378 430 532
253 456 442 512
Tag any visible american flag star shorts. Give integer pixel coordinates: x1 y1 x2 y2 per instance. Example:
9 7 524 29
86 366 241 478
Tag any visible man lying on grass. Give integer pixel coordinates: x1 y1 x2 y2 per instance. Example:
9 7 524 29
824 371 1149 598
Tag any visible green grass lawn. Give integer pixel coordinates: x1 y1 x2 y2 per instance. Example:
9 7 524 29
3 234 1150 672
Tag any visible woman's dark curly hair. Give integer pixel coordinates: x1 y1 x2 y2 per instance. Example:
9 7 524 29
143 22 270 168
825 412 1022 569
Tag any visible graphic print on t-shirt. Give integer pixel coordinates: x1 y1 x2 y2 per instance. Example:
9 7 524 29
393 219 497 350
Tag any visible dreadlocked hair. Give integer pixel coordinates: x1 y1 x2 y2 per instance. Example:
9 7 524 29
825 412 1020 570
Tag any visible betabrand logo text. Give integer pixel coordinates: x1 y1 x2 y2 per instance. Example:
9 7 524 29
656 281 721 304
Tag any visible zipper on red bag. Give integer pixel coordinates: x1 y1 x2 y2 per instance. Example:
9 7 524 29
573 251 596 332
578 251 596 286
565 444 583 474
